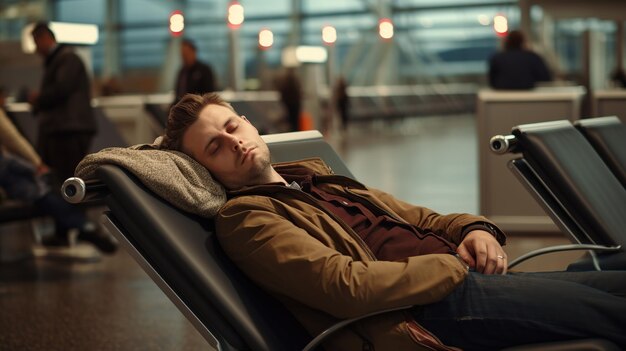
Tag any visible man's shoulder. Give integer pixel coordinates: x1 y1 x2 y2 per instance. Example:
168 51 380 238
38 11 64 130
49 46 83 65
55 45 79 58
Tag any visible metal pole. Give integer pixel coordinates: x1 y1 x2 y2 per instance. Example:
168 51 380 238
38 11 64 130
228 29 244 91
103 0 120 78
617 21 624 72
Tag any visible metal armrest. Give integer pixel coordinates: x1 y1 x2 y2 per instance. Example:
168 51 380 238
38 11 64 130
508 244 622 270
302 305 413 351
62 177 108 204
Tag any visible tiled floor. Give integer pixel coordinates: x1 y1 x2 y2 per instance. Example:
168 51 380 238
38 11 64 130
330 115 478 215
0 114 582 350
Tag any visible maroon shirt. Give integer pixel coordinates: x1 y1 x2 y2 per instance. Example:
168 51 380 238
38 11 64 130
297 175 458 261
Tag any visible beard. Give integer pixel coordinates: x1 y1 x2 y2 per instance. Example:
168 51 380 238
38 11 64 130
227 143 273 189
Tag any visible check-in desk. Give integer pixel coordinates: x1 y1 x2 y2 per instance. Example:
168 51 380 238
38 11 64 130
477 87 586 233
593 89 626 122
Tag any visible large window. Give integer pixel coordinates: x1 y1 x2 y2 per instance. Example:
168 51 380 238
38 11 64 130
55 0 626 92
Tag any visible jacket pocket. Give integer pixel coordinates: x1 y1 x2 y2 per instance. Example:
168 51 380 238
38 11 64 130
403 319 462 351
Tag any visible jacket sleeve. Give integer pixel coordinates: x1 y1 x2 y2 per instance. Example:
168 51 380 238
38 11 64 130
0 110 42 166
36 53 86 110
363 187 505 245
216 197 468 319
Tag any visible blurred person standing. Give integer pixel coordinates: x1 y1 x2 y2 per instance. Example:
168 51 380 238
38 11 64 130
610 68 626 88
278 68 302 132
29 21 97 186
334 76 350 131
174 39 216 105
488 30 552 90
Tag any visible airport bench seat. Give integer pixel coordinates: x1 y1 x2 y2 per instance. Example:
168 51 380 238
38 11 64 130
64 130 619 350
490 120 626 271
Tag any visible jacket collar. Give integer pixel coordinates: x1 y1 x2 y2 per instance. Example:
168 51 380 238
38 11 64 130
45 44 66 66
226 157 367 197
272 157 333 176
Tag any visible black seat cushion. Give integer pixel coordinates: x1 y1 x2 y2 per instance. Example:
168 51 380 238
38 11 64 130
513 120 626 248
575 116 626 188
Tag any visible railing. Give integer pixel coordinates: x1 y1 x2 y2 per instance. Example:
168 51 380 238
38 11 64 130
345 83 479 121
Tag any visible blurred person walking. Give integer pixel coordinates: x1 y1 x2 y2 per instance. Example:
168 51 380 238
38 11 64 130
174 39 216 105
278 68 302 132
29 21 97 186
334 76 350 131
488 30 552 90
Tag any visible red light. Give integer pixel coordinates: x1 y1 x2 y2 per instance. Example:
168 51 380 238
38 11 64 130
169 10 184 37
227 1 244 29
322 25 337 45
493 14 508 37
258 29 273 49
378 18 394 40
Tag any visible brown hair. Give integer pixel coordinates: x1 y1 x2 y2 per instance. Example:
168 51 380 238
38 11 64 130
160 93 235 151
181 38 197 52
504 30 525 51
31 21 56 40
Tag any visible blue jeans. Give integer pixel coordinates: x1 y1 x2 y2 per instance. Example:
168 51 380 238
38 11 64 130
0 154 49 201
0 154 85 233
411 271 626 350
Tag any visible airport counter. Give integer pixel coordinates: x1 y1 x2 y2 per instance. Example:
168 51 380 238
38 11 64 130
477 87 586 234
96 91 285 145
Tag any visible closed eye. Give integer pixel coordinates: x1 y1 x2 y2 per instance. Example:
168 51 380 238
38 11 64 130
207 142 219 155
226 121 238 133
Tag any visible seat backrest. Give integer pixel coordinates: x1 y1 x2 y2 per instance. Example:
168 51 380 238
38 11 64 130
264 131 355 178
98 130 350 351
512 120 626 247
574 116 626 188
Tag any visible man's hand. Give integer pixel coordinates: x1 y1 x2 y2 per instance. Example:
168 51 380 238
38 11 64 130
35 163 50 177
28 91 39 105
457 230 507 275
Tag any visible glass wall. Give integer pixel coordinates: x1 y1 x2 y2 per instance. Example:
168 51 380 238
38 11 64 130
45 0 523 92
0 0 605 93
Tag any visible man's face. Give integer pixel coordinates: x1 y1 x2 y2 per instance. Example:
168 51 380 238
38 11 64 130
32 33 53 57
181 104 271 190
181 44 196 66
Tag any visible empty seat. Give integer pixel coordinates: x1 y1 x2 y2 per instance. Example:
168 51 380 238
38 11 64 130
574 116 626 187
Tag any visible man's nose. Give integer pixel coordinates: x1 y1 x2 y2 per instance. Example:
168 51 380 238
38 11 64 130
229 136 244 151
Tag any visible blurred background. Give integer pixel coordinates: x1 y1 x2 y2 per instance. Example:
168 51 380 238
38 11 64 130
0 0 623 100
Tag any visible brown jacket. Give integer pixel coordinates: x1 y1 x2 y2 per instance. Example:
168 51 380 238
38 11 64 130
216 158 503 351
